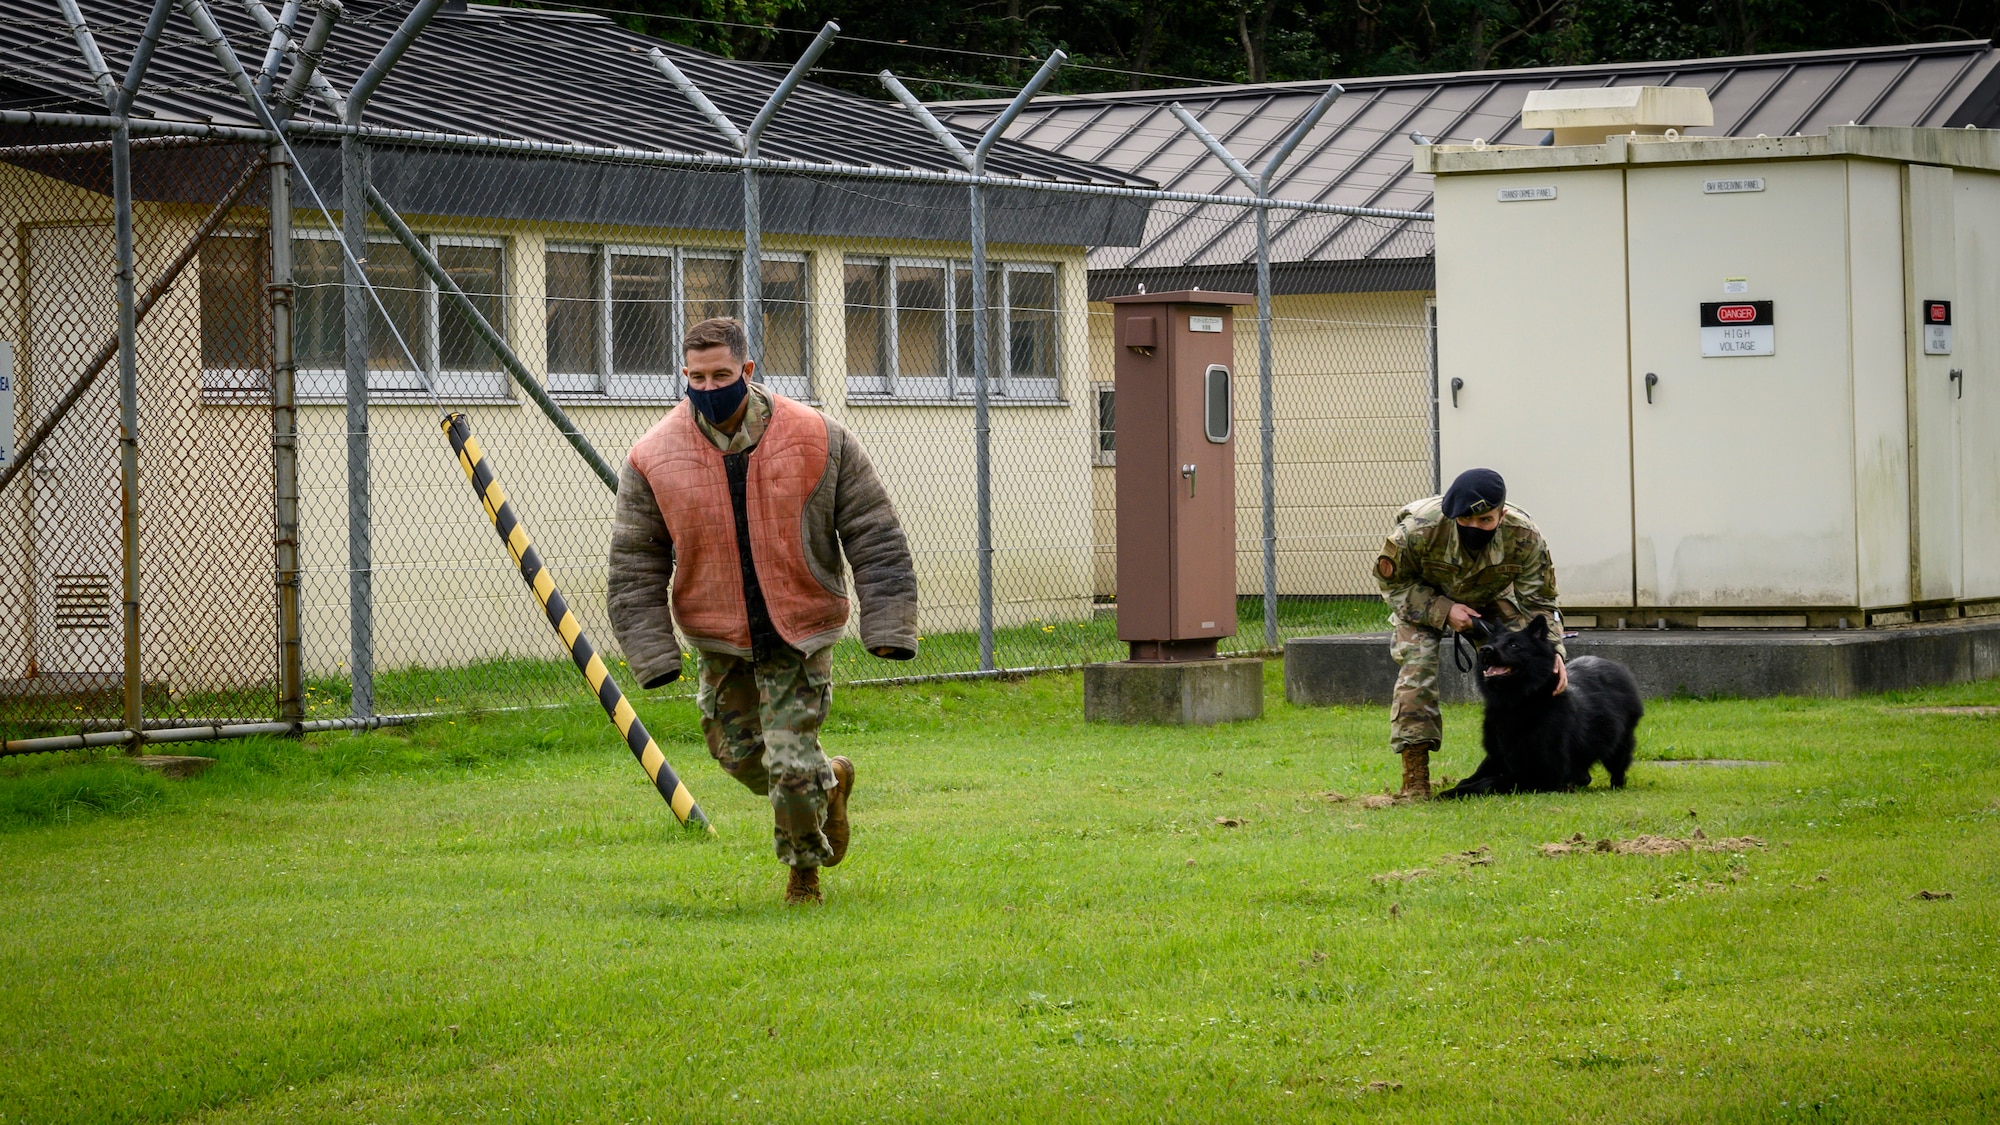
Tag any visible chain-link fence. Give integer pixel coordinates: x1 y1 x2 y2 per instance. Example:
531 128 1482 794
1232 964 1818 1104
0 4 1435 749
0 129 277 739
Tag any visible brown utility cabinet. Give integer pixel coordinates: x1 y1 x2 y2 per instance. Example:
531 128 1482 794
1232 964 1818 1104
1108 291 1252 660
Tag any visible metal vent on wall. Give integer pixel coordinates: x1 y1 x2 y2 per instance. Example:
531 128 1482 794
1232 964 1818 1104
52 573 112 630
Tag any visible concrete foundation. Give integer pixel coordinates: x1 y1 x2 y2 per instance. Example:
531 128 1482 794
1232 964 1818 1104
130 755 216 780
1085 658 1264 725
1285 618 2000 705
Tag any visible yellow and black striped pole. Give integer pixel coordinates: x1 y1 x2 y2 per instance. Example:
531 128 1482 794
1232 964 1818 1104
443 413 712 834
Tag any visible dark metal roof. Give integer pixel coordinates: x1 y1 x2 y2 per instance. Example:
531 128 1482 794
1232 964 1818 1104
0 1 1154 246
940 40 2000 273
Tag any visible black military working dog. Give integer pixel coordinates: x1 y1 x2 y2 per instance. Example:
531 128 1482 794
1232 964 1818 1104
1436 615 1643 798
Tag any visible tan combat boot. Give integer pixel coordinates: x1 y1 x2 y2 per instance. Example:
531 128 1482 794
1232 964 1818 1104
1398 741 1437 800
824 756 856 867
785 865 823 905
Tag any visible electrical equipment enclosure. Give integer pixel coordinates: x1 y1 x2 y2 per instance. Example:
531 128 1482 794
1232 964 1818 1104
1420 125 2000 627
1108 291 1252 660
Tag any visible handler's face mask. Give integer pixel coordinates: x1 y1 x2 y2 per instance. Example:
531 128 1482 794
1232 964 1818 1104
686 374 749 425
1457 521 1497 558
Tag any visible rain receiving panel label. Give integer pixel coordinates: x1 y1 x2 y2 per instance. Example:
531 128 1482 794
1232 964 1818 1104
1703 177 1765 194
1699 301 1774 357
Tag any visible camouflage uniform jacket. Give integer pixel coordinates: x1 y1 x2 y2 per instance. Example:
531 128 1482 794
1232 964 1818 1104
1375 496 1564 654
608 383 919 688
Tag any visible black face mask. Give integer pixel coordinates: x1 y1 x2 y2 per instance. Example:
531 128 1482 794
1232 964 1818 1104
686 375 749 424
1458 522 1497 558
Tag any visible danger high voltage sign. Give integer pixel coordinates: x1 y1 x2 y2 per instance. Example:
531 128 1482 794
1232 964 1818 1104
1699 300 1774 357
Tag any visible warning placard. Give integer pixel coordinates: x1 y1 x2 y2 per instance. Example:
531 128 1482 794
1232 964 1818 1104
1699 301 1775 357
1922 300 1953 355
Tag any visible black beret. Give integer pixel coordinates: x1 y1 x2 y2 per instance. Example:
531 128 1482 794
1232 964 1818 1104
1443 468 1506 518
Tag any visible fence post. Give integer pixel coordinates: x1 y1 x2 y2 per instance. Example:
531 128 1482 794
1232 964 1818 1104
338 134 372 717
270 142 304 727
61 0 148 738
333 0 445 718
1167 85 1341 651
972 54 1064 671
884 56 1064 671
176 0 331 729
651 23 838 369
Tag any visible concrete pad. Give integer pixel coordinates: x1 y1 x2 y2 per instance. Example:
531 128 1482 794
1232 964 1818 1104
1285 617 2000 705
130 755 216 779
1084 659 1264 725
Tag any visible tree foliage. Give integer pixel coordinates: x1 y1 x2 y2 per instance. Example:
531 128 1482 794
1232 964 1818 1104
544 0 2000 97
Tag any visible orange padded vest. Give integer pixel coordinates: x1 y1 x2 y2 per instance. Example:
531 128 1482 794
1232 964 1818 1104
627 392 850 653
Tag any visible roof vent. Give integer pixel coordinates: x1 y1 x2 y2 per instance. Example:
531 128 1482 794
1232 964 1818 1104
1521 86 1713 146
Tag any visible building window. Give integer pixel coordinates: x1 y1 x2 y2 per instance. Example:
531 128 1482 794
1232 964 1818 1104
291 228 507 400
545 246 808 400
544 245 601 395
760 256 811 400
1093 382 1115 466
199 230 269 401
845 258 1060 402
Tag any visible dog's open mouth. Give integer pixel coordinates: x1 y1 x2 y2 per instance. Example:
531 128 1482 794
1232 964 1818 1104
1481 666 1513 678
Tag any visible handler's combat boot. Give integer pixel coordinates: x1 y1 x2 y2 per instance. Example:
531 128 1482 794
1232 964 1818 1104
824 756 856 866
1397 741 1436 800
785 865 823 905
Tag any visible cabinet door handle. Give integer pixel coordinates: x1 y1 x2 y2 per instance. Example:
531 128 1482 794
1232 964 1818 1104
1950 368 1963 399
1644 372 1658 404
1449 377 1463 408
1181 463 1196 497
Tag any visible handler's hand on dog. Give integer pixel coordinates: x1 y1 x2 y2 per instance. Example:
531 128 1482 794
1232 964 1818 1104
1447 603 1483 633
1553 655 1568 695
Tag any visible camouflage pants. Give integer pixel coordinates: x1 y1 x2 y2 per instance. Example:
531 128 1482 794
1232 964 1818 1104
696 644 838 869
1388 600 1528 752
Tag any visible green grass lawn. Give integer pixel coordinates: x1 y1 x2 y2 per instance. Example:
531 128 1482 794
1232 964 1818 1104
1 666 1996 1122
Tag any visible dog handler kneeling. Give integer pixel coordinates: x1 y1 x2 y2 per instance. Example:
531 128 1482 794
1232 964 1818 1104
1374 468 1565 799
609 317 919 905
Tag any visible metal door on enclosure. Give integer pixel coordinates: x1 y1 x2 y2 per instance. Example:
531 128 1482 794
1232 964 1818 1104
1625 161 1858 608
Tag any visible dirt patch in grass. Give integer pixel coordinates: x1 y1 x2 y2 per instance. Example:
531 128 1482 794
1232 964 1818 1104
1370 844 1492 884
1538 830 1766 857
1650 759 1781 768
1900 706 2000 716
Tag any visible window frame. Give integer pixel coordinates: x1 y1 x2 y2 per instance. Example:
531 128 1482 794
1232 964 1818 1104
198 228 270 403
757 249 812 401
603 242 681 401
290 227 510 402
846 255 1063 404
1092 380 1116 466
545 244 808 403
429 233 508 400
544 242 605 395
